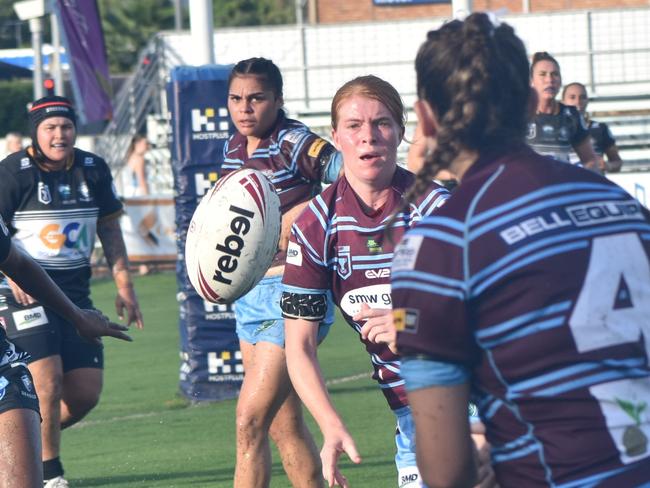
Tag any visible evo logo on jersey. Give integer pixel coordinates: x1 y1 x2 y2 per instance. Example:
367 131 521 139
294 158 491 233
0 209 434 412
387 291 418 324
12 306 48 331
500 211 571 245
365 268 390 279
566 200 643 227
39 222 90 251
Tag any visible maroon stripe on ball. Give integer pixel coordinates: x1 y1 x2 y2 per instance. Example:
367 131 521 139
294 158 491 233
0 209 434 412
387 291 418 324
240 173 266 224
198 264 221 302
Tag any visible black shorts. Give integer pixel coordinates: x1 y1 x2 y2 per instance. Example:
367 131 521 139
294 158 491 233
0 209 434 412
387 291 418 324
0 293 104 372
0 362 40 415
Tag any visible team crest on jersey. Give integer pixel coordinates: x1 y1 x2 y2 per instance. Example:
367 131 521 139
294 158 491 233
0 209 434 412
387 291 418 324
336 245 352 280
78 182 92 202
84 157 95 166
58 184 76 204
20 157 32 169
542 125 554 135
38 182 52 204
527 123 536 139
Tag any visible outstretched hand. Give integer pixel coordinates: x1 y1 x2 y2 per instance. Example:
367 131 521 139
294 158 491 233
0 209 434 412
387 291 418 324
115 286 144 329
74 309 132 345
356 303 397 354
320 426 362 487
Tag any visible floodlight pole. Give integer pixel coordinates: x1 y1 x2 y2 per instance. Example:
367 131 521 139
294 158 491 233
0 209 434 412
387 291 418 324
30 17 44 99
189 0 214 65
50 11 64 96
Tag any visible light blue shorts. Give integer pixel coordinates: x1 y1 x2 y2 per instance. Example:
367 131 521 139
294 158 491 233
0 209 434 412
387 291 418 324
394 406 427 487
235 275 334 347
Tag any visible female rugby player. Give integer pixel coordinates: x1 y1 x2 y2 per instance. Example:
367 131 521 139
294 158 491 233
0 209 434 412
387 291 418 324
562 81 623 173
281 75 453 487
221 57 342 488
528 52 600 170
392 13 650 487
0 96 143 488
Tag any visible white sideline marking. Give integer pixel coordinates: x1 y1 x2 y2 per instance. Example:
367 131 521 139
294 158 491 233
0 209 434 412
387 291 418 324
71 372 371 429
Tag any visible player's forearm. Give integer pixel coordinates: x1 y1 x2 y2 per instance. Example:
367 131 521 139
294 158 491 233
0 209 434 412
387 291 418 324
97 216 133 290
285 321 346 432
1 244 82 324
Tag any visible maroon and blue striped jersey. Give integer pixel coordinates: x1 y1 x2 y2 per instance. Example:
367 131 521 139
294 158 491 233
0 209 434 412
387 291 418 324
283 167 449 410
221 112 340 215
394 144 650 487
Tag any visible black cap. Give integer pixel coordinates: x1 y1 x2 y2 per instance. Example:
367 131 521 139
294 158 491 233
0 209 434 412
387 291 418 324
29 95 77 134
28 96 77 162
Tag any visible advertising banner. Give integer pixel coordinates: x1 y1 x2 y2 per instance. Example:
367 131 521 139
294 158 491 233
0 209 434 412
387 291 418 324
167 65 240 402
53 0 112 124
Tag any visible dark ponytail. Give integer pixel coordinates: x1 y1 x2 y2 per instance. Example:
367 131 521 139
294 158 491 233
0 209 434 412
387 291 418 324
404 13 530 207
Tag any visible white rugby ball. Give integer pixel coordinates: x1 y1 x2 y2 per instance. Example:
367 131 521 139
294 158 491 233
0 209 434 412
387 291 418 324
185 168 281 304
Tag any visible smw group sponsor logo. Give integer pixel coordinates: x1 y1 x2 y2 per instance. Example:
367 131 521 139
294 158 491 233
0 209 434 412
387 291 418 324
39 222 90 252
191 107 230 141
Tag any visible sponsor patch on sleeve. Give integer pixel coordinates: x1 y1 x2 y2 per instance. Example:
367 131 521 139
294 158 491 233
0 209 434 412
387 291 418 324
392 235 423 272
286 241 303 266
307 138 327 158
393 308 419 333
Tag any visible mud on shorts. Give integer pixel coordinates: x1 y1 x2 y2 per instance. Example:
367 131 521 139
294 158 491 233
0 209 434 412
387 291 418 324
235 275 334 347
394 405 428 488
0 293 104 371
0 361 40 416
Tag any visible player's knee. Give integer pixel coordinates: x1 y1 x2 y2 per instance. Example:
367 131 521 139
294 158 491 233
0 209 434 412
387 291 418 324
236 404 270 444
35 373 63 406
65 388 100 418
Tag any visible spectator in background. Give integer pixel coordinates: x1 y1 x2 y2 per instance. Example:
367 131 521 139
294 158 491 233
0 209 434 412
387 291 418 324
527 52 600 171
562 82 623 173
122 134 150 197
3 131 23 158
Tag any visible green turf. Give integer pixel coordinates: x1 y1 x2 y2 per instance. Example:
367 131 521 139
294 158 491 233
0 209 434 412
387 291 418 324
61 272 397 487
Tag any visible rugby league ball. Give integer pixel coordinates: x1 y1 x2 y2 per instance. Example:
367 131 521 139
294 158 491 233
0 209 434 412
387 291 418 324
185 168 281 303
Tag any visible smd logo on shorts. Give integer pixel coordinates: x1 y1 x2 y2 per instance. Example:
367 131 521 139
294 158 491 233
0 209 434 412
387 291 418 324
191 107 230 141
12 306 48 331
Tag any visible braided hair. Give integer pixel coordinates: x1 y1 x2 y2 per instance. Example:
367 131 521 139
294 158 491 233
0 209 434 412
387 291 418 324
404 13 530 206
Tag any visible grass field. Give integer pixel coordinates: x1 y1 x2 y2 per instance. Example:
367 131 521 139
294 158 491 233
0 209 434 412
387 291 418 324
61 271 397 487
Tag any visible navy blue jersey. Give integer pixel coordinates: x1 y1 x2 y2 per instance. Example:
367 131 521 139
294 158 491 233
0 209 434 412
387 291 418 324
588 120 616 156
282 167 449 410
527 103 589 163
393 145 650 487
0 213 29 366
0 148 123 302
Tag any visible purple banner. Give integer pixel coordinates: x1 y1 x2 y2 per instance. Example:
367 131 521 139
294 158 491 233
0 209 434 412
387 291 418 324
54 0 112 124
